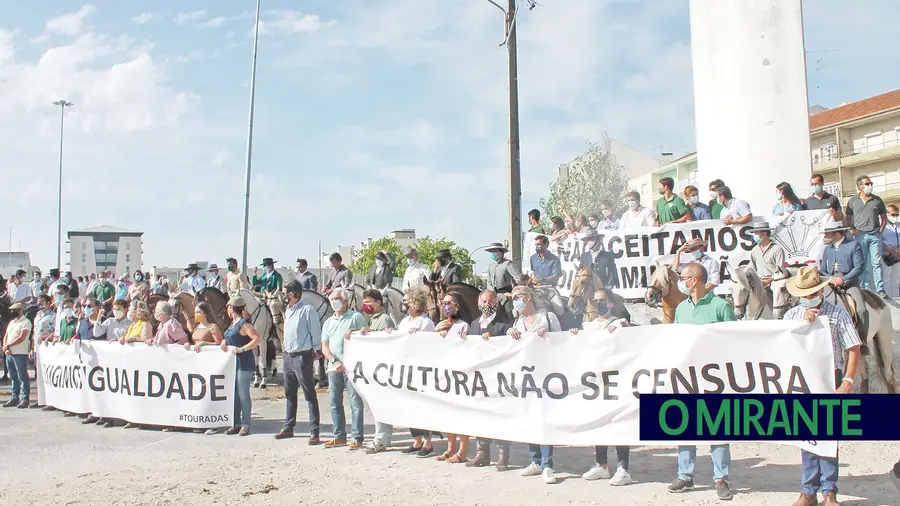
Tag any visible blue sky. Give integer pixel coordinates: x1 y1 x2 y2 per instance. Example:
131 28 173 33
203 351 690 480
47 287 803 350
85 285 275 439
2 0 898 272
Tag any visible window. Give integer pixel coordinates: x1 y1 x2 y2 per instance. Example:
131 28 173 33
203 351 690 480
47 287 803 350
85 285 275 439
822 143 837 161
94 241 105 251
126 242 131 251
81 253 86 263
82 242 86 250
865 133 884 153
126 254 131 263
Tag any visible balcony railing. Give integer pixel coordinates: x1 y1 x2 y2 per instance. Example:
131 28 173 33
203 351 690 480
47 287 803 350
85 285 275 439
842 181 900 199
814 137 900 165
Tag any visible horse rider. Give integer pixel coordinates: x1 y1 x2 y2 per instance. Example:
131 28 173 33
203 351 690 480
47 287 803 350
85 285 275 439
819 221 869 338
527 235 565 316
673 238 720 291
295 258 318 292
366 251 394 290
323 252 353 296
747 221 786 291
578 228 617 289
258 258 285 384
429 249 462 289
485 242 522 313
180 263 206 295
206 264 225 292
225 257 252 295
402 247 430 291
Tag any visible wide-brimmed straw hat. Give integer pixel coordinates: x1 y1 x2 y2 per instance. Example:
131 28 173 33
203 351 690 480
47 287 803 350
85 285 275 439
682 238 707 251
207 264 219 271
228 296 246 307
9 302 23 311
185 263 199 271
786 265 831 297
747 221 774 233
484 242 508 252
579 227 600 240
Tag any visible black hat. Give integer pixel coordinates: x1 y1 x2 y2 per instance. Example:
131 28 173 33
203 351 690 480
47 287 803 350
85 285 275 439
49 268 60 277
261 258 276 266
185 263 199 271
436 249 452 258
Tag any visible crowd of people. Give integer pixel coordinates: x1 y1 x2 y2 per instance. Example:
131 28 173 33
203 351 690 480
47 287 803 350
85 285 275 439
3 172 900 505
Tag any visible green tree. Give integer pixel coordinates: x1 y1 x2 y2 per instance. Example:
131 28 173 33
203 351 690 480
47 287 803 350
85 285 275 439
539 135 629 231
413 237 474 282
351 238 406 277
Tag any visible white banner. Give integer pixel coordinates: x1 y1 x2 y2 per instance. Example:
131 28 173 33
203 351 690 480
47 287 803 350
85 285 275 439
37 342 236 428
523 210 828 299
345 319 838 457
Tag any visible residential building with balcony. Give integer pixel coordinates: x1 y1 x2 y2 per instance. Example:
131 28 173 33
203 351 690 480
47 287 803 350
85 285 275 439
809 88 900 203
67 226 143 277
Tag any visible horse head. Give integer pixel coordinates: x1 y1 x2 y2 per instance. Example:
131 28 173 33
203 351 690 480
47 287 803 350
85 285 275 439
568 266 596 315
645 261 670 308
770 267 793 319
729 264 752 319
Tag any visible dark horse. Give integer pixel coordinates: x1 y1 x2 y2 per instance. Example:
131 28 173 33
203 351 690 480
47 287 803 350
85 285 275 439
424 280 482 324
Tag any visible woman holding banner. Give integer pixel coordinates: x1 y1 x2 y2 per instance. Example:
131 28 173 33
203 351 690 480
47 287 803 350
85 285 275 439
119 301 152 344
433 292 470 463
507 285 561 485
186 302 224 353
221 296 261 436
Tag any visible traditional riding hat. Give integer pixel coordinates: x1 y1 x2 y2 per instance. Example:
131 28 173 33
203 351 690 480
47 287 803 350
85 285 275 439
207 264 219 271
49 268 60 277
823 222 850 233
185 263 199 272
226 257 237 265
747 221 774 233
9 302 23 311
682 238 707 252
261 258 276 266
436 249 452 258
227 296 246 307
404 247 418 258
375 251 388 261
484 242 508 252
579 227 600 241
786 265 831 298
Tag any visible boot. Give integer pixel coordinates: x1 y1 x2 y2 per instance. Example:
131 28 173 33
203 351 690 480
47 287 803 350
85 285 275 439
496 446 509 471
468 443 491 467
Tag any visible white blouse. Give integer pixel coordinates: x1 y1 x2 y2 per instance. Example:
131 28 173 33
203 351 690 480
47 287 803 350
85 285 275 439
397 314 435 333
513 311 561 334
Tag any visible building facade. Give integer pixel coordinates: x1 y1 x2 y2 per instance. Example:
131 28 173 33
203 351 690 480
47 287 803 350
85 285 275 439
68 226 143 277
0 252 35 278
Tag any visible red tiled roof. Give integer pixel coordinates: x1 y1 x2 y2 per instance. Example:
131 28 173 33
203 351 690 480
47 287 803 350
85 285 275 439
809 89 900 132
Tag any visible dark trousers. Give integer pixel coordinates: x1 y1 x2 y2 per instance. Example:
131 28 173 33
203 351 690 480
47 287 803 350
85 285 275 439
596 446 630 470
283 351 320 436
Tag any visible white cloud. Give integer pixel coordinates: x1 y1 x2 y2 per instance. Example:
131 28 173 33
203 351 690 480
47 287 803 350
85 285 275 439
131 13 153 25
45 5 95 36
201 17 228 28
174 10 207 25
258 11 336 35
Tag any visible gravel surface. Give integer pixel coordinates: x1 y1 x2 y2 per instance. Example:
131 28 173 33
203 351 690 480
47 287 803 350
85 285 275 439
1 390 898 506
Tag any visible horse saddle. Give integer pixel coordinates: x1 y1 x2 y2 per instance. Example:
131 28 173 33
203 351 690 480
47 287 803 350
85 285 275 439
834 289 858 324
833 287 871 357
533 285 565 316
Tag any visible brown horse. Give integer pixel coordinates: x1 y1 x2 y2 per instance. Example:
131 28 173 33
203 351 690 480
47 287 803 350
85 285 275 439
644 262 686 323
568 266 631 323
425 281 482 324
196 287 229 329
170 292 198 332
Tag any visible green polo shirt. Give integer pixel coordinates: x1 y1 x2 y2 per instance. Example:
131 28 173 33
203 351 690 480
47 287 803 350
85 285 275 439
92 283 115 302
709 199 725 219
259 271 283 293
656 194 690 224
674 292 737 324
59 318 78 343
367 312 395 332
529 225 545 234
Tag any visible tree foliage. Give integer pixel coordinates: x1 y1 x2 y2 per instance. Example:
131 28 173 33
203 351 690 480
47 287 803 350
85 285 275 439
538 135 629 231
350 236 474 282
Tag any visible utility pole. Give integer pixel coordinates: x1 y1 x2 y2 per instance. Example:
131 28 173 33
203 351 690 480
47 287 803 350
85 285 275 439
488 0 531 266
52 99 74 270
240 0 262 274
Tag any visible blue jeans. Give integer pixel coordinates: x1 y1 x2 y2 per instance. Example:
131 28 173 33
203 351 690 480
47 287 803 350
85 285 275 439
529 445 554 469
328 371 363 442
677 444 730 481
5 354 29 403
234 369 253 428
477 438 510 451
801 449 839 496
859 232 884 292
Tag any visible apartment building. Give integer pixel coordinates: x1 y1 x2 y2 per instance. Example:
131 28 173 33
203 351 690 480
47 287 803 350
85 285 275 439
67 226 143 277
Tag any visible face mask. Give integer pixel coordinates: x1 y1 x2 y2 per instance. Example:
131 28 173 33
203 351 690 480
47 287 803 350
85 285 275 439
677 279 693 295
658 188 666 195
84 307 94 318
800 296 822 308
376 260 384 268
406 258 415 266
135 275 143 282
863 184 873 195
479 304 497 317
362 303 374 314
55 293 64 302
490 252 501 262
195 313 206 323
441 303 457 317
588 220 598 228
812 184 823 194
602 209 612 218
113 310 125 319
693 250 703 259
627 200 639 210
709 191 717 200
564 221 571 228
689 196 699 204
593 301 610 316
512 299 526 313
330 299 343 311
752 234 761 244
890 215 898 224
63 309 75 319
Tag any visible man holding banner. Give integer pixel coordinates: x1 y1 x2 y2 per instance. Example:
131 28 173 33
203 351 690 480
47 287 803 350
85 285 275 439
670 263 736 500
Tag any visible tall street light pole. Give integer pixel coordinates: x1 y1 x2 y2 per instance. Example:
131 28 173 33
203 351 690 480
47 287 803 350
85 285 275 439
240 0 262 273
487 0 531 267
52 99 73 270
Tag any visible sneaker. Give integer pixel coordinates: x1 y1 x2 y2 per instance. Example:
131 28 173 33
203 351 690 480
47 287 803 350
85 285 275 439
41 405 56 411
582 463 611 481
542 468 558 484
609 467 633 486
667 478 694 493
2 399 18 408
415 446 434 458
205 428 220 435
520 462 542 477
365 443 387 454
29 402 40 409
715 480 733 501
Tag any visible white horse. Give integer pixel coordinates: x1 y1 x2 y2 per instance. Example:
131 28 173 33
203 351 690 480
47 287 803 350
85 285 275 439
231 288 276 388
730 265 776 320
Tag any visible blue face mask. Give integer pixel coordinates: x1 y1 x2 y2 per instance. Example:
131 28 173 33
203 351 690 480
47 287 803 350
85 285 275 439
512 299 526 313
800 296 822 308
406 258 415 266
135 275 143 282
490 252 501 262
693 250 703 259
752 235 761 244
84 307 94 318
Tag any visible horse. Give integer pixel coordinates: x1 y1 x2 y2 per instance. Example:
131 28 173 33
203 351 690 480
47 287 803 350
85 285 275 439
195 287 228 329
729 265 774 320
424 280 482 325
382 286 406 324
348 283 367 312
232 288 277 388
568 266 632 324
645 262 687 323
169 291 197 332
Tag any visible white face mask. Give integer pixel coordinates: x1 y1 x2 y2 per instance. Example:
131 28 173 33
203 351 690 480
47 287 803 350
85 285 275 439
376 260 384 268
689 196 700 204
601 209 612 218
627 200 639 210
330 299 343 311
709 191 718 200
889 215 898 224
113 309 125 319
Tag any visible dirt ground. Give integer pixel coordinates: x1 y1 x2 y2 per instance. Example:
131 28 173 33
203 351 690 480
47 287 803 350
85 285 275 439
1 389 898 506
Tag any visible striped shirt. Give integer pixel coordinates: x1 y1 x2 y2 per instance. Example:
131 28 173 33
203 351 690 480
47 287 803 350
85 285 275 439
782 301 861 370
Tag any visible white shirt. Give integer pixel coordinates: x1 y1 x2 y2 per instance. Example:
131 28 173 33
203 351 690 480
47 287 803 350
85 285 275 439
78 282 88 297
513 311 561 334
94 317 132 340
30 280 44 298
679 254 721 287
618 205 655 229
397 314 435 333
403 262 431 291
10 281 31 302
720 198 752 220
179 274 206 294
87 280 99 294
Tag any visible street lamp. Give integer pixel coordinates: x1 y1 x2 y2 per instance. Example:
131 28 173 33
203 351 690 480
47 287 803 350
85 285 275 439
240 0 262 273
52 99 73 270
